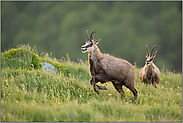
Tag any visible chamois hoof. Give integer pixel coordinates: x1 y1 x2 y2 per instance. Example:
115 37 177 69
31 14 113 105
103 86 107 90
133 97 137 102
97 85 107 90
94 88 100 94
153 84 157 88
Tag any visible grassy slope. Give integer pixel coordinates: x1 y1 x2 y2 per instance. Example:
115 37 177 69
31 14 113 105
1 45 182 122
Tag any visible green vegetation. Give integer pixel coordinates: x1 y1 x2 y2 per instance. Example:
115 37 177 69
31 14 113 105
1 45 42 69
1 1 182 72
1 44 182 122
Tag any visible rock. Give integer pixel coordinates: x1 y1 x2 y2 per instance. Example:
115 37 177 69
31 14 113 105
41 62 58 73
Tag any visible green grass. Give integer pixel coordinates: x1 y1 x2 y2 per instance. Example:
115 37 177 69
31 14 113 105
1 44 182 122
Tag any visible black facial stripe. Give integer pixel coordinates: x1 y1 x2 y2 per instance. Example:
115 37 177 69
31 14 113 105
146 58 153 63
149 58 153 62
86 42 93 48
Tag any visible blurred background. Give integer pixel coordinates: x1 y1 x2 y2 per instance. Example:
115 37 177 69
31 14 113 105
1 1 182 73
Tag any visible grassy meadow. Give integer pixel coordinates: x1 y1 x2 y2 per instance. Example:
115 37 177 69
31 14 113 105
1 45 182 122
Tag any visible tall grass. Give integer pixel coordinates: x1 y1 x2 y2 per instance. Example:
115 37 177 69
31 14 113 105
1 44 182 122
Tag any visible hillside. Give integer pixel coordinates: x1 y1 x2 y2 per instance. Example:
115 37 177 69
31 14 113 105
1 44 182 122
1 1 182 72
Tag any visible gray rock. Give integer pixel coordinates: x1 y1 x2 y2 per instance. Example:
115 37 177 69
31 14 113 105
41 62 58 73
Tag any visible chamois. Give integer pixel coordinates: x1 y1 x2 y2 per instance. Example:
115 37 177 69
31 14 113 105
139 45 160 88
81 30 138 101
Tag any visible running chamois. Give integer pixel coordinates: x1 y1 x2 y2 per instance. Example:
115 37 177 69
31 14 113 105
139 45 160 88
81 30 138 101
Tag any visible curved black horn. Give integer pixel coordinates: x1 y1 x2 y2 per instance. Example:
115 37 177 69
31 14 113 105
145 45 149 55
87 30 89 41
90 31 96 41
151 45 156 55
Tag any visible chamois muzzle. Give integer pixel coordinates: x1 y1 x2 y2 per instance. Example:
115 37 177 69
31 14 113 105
146 61 150 66
81 46 87 53
81 42 93 53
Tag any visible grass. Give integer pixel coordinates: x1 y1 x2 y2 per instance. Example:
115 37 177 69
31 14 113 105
1 44 182 122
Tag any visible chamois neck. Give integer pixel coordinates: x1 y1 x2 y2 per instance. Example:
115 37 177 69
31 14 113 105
89 45 103 62
93 45 102 55
146 63 154 72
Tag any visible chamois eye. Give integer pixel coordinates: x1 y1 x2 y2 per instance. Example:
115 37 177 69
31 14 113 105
86 42 93 48
149 58 153 62
89 42 93 46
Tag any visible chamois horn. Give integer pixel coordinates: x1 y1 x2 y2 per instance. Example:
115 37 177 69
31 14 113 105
87 30 89 41
90 31 96 42
151 45 156 56
145 45 149 55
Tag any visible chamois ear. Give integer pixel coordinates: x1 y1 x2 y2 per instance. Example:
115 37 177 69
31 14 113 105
151 45 156 56
94 38 102 45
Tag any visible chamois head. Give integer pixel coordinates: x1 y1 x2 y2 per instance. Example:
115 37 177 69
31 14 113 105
145 45 157 66
81 30 102 53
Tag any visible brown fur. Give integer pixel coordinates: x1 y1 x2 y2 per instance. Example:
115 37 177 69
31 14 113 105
81 31 138 101
88 45 138 101
140 63 160 88
139 45 160 88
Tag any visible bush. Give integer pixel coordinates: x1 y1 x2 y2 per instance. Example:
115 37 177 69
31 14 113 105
1 47 42 70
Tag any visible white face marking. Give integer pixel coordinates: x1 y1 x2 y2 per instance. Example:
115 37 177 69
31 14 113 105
81 43 88 53
146 55 153 66
81 41 94 53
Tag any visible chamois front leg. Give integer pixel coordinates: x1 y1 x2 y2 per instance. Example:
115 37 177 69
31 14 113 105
97 85 107 90
152 83 157 88
90 77 99 85
91 74 108 94
94 74 108 90
90 78 93 85
143 75 149 85
91 76 100 94
152 78 158 88
90 78 107 90
147 78 152 84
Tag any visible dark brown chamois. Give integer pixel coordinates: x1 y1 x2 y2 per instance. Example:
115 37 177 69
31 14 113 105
139 45 160 88
81 30 138 101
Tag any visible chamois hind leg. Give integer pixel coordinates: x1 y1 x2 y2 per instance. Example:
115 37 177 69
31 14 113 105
90 77 99 85
111 82 125 98
123 79 138 101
